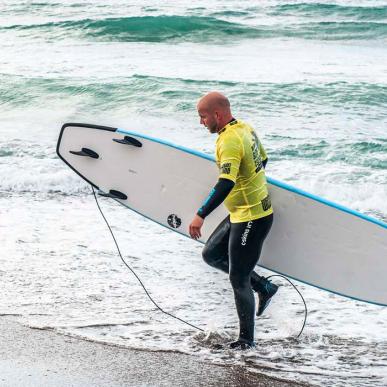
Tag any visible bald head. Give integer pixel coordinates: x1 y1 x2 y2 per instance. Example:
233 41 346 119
197 92 231 113
197 92 233 133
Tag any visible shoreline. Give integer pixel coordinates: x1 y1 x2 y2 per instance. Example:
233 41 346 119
0 317 308 387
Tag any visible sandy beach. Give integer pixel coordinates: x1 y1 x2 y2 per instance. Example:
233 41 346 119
0 317 308 387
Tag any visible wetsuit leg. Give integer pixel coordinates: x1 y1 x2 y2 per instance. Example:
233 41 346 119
228 214 273 343
201 216 230 273
202 216 271 292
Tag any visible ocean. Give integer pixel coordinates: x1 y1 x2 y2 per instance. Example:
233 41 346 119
1 1 386 386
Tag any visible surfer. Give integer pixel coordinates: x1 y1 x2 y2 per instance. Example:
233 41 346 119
189 92 278 350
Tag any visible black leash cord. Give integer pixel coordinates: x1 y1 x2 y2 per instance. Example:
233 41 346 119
266 274 308 338
91 186 307 338
91 186 204 332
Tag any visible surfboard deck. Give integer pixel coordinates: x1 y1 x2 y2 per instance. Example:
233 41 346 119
56 123 387 306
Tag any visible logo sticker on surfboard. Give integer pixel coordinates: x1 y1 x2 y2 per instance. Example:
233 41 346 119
167 214 182 229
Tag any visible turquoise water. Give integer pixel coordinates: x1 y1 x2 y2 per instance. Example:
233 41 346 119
4 15 387 41
0 1 386 386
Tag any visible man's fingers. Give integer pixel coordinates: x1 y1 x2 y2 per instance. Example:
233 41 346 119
192 227 197 239
189 225 194 238
190 227 199 239
189 224 196 239
189 220 202 240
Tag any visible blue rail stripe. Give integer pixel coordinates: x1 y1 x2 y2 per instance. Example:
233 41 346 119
117 128 387 230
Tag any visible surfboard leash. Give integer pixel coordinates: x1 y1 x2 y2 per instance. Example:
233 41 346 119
266 274 308 338
91 186 307 339
91 186 205 333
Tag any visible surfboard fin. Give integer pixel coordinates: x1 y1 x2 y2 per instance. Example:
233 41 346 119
98 189 128 201
113 136 142 147
69 148 99 159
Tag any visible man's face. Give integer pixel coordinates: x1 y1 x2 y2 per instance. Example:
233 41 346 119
198 107 218 133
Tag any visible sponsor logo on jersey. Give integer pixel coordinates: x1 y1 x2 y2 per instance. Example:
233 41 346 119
261 195 271 211
221 162 231 174
251 131 263 173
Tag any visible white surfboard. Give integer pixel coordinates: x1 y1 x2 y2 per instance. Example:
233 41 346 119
57 123 387 306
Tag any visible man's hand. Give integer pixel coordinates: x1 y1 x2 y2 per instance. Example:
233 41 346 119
189 215 204 240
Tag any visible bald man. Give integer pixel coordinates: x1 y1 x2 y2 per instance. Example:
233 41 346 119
189 92 278 350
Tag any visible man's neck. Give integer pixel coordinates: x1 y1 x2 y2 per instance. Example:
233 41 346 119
217 117 236 133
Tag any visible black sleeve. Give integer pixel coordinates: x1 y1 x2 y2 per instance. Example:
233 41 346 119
263 158 268 168
197 178 235 219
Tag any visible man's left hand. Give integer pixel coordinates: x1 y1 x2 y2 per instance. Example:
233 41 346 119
189 215 204 240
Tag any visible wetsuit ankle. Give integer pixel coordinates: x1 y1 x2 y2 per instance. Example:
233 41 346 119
229 339 255 350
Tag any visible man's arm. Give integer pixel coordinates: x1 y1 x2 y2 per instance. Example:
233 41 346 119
189 178 234 240
197 178 235 219
189 135 241 240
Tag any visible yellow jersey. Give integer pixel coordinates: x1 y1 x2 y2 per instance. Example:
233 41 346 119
216 119 273 223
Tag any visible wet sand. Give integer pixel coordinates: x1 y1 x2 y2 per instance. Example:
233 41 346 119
0 317 308 387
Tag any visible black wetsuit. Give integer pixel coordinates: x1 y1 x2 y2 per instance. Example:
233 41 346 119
202 214 273 343
197 118 274 345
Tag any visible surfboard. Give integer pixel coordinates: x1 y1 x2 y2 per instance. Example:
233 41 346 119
56 123 387 306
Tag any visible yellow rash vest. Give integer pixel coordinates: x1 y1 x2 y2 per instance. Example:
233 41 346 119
216 119 273 223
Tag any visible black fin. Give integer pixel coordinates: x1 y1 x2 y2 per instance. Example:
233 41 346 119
69 148 99 159
113 136 142 147
98 189 127 200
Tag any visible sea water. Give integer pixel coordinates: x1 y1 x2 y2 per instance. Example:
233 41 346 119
0 1 386 386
